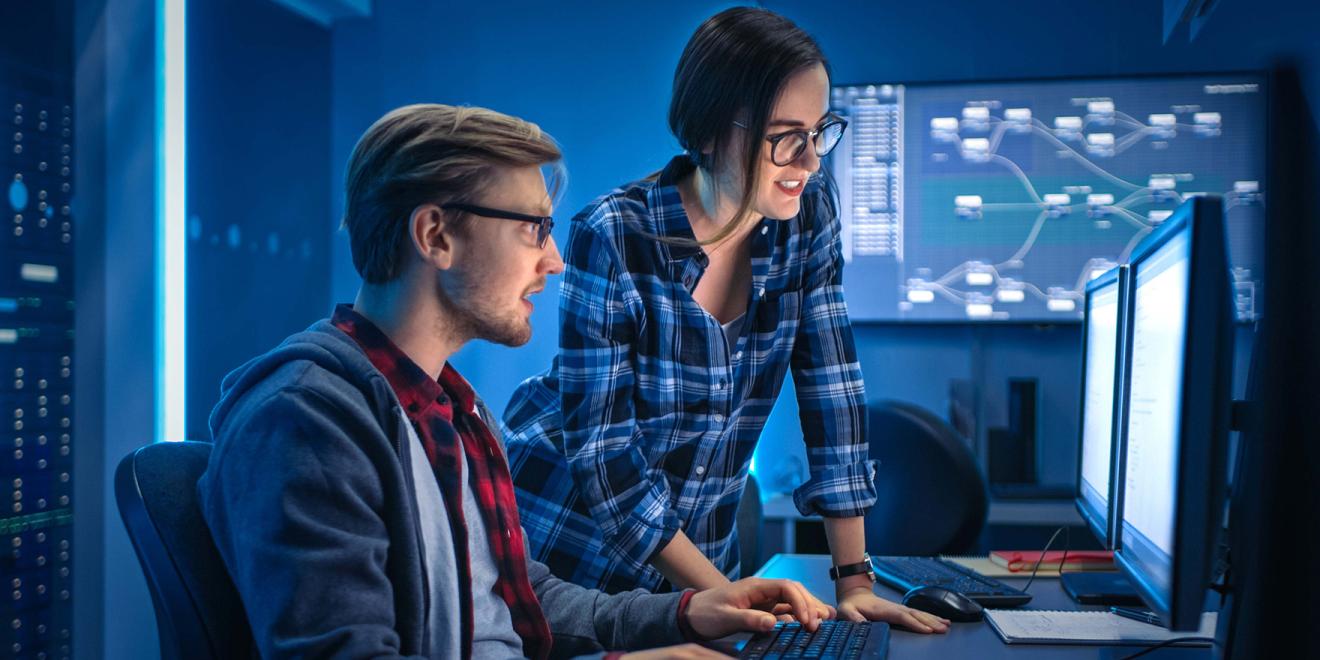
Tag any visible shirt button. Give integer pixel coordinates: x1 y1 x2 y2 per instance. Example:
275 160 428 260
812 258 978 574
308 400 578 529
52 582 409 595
756 288 765 298
732 351 743 361
713 413 725 423
761 225 769 235
695 466 706 476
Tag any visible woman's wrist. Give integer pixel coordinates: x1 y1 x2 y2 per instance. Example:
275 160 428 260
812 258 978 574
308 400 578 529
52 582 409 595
834 573 875 598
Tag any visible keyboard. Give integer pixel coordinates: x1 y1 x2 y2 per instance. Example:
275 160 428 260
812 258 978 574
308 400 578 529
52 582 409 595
870 556 1033 608
739 620 889 659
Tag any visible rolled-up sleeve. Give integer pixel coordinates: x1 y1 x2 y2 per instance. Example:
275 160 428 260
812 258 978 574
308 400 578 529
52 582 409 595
558 216 680 572
790 193 878 518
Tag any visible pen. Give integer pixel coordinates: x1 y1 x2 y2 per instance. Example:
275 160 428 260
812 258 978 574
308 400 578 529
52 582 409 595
1110 606 1163 627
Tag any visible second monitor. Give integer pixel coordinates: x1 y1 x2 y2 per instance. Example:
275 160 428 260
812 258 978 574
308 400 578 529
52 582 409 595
1063 264 1145 606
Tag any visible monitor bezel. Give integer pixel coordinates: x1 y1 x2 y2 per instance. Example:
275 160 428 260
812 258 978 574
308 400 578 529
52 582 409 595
1114 195 1233 631
1074 264 1130 550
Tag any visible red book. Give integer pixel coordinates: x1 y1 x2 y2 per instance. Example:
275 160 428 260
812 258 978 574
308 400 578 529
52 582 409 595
989 550 1115 572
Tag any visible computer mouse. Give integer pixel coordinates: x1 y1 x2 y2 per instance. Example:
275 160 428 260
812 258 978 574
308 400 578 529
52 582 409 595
901 585 985 623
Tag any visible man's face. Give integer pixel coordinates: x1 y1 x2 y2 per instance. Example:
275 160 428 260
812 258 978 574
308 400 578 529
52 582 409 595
438 165 563 347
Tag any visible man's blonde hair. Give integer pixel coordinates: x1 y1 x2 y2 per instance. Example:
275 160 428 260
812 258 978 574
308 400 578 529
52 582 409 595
343 104 563 283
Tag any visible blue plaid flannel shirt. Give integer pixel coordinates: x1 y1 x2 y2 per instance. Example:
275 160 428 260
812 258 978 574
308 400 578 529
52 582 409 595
503 155 877 594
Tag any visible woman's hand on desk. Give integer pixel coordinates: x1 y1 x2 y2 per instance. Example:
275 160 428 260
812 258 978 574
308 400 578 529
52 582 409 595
685 577 834 639
836 586 951 634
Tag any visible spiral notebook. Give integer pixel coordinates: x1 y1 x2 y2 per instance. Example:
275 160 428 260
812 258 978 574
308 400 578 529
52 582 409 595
985 609 1218 646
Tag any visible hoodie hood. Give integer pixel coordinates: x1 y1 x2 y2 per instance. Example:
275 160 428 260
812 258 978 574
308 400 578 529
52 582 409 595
208 319 398 440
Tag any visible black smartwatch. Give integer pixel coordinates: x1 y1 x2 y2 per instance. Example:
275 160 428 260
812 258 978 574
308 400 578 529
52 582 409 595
828 553 877 583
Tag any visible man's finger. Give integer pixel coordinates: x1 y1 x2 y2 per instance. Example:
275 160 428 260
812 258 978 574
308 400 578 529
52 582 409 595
771 579 815 629
734 609 778 632
786 581 821 631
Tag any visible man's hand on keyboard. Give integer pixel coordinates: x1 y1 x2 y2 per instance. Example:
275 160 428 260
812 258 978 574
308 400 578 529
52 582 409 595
835 587 950 634
685 577 835 640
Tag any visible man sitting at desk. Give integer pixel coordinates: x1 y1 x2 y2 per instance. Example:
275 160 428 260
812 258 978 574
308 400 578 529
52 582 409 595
197 103 831 659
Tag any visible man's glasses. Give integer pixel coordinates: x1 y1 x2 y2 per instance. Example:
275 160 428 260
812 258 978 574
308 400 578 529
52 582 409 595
440 202 555 249
736 113 849 166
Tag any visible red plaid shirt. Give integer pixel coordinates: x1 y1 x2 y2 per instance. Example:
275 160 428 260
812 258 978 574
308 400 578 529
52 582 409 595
333 305 553 660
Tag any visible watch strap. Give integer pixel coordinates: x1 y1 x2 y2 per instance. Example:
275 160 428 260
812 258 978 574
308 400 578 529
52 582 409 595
828 554 876 581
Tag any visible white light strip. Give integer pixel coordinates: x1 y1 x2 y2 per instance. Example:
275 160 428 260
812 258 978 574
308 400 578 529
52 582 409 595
157 0 186 442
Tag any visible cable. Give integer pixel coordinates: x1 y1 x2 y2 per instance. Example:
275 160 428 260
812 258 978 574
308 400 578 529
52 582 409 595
1118 637 1216 659
1020 525 1070 592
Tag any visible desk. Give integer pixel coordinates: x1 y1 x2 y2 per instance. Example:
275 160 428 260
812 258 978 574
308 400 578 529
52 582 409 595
753 554 1212 659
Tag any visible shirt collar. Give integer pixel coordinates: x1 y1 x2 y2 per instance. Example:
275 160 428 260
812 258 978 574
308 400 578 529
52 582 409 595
436 362 478 417
331 304 447 417
648 155 706 266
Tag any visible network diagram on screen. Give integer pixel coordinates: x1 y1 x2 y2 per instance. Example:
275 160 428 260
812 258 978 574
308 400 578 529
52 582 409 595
830 74 1264 322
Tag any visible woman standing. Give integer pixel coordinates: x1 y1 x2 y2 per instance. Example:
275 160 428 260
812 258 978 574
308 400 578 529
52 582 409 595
504 7 947 632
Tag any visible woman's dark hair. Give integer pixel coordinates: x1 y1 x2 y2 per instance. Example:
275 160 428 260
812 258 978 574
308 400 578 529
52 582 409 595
669 7 830 245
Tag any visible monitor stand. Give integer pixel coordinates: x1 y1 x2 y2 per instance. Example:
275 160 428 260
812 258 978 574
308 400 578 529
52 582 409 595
1061 572 1146 606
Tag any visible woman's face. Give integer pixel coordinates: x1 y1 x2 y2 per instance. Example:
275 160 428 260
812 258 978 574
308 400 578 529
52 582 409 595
747 62 831 221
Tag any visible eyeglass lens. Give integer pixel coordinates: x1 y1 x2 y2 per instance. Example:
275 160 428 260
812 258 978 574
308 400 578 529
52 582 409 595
773 121 846 165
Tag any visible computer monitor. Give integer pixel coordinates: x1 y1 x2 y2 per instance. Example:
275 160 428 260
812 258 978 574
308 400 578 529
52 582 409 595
1116 195 1234 631
1074 265 1129 550
830 72 1266 323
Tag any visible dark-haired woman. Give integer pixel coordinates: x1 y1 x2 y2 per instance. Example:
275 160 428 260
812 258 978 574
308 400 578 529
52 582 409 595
504 8 949 633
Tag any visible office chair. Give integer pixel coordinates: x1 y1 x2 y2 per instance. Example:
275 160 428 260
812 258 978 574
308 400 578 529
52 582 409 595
115 441 254 660
864 400 989 556
737 473 763 577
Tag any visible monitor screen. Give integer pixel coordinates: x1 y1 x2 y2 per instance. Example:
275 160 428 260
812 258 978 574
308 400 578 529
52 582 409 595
1077 268 1124 546
1120 228 1191 604
830 73 1265 322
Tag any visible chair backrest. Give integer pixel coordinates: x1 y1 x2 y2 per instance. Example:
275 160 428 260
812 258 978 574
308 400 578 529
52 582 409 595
736 473 763 577
864 400 989 556
115 441 254 660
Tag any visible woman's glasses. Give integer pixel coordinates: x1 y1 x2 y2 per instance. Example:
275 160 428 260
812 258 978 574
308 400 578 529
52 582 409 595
736 113 848 166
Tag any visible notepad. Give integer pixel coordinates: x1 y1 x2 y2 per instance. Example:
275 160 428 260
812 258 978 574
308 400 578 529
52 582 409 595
941 555 1060 578
985 609 1218 646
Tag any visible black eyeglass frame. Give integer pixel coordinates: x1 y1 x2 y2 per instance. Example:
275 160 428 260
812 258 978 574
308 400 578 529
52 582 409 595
440 202 555 248
735 112 850 166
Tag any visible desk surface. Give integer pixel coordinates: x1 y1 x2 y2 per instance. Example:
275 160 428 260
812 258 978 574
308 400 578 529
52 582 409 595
753 554 1212 659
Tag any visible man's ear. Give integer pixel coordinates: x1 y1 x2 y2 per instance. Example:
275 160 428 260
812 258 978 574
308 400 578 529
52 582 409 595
409 203 459 271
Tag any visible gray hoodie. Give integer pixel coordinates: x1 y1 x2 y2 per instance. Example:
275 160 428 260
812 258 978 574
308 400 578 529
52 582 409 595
198 319 687 659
